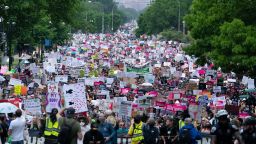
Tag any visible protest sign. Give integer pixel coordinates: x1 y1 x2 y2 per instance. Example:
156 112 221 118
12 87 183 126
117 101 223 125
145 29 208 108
55 75 68 83
9 78 22 86
23 98 41 115
248 78 255 89
119 101 132 117
63 83 88 113
46 83 61 113
213 86 221 93
14 85 22 95
198 95 209 106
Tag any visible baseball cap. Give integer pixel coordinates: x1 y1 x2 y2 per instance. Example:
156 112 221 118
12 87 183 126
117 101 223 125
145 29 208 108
66 107 75 118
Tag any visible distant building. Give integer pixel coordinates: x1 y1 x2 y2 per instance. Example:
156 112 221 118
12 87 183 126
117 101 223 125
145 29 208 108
115 0 151 11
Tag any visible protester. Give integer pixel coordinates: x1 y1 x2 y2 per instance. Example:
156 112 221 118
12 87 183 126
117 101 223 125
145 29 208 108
98 113 116 144
241 117 256 144
83 120 105 144
0 114 9 144
161 116 178 144
128 115 144 144
43 108 60 144
142 118 159 144
59 107 83 144
8 109 26 144
179 118 202 144
211 109 243 144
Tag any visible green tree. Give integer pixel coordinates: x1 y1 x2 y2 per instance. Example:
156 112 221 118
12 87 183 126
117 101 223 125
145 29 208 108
136 0 192 36
184 0 256 77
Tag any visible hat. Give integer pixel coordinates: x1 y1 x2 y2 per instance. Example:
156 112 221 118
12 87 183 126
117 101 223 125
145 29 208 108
66 107 75 118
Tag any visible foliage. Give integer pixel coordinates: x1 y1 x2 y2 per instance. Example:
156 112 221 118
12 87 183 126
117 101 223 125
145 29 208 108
184 0 256 77
160 29 191 43
136 0 192 36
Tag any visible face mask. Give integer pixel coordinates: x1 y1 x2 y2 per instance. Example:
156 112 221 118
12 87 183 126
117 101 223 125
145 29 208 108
80 122 85 126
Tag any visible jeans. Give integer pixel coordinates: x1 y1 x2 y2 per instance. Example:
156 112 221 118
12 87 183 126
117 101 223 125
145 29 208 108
11 140 24 144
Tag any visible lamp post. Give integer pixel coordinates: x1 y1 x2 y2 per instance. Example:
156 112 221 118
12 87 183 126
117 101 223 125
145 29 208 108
177 0 181 32
7 21 16 70
182 20 185 35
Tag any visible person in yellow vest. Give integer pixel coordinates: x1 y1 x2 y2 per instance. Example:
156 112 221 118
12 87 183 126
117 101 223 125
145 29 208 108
128 115 144 144
44 108 60 144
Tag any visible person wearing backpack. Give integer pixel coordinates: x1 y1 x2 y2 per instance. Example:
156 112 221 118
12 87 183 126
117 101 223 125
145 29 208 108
58 107 83 144
179 118 202 144
142 118 159 144
43 108 60 144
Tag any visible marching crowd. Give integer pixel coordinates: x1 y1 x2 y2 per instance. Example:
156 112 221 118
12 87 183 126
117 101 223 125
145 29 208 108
0 22 255 144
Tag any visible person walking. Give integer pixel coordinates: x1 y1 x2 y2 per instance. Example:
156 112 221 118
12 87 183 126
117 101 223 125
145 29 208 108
211 110 243 144
8 109 26 144
179 118 202 144
59 107 83 144
128 115 144 144
83 120 105 144
142 118 159 144
98 113 115 144
43 108 60 144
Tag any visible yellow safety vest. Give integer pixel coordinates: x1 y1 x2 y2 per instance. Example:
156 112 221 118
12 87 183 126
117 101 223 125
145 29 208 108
179 120 185 129
44 118 60 137
131 122 144 143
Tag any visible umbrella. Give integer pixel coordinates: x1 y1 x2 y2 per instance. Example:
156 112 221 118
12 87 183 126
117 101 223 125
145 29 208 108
0 102 18 113
244 89 256 93
141 83 153 87
19 54 32 60
239 95 249 99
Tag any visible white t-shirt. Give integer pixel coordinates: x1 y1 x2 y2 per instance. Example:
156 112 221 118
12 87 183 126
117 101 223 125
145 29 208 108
9 117 26 141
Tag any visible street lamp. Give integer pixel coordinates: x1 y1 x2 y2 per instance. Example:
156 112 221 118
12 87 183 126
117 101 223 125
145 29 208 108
177 0 181 32
182 20 185 35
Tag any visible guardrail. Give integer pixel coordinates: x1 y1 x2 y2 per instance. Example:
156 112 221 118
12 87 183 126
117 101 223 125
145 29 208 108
117 133 212 144
14 133 212 144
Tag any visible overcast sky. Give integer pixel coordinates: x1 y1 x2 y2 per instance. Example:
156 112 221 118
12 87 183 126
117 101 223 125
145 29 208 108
115 0 151 11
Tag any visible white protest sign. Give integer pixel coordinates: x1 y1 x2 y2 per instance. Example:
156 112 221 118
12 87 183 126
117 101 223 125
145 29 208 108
23 98 42 115
46 83 61 113
213 86 221 93
9 78 22 86
63 83 88 113
119 101 132 117
106 78 114 84
248 78 255 89
55 75 68 83
242 76 249 85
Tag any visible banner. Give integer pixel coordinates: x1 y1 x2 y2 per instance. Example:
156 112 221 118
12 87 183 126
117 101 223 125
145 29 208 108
127 66 150 74
63 83 88 113
23 98 41 115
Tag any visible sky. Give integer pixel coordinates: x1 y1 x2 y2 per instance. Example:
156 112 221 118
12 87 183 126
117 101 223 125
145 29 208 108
114 0 151 11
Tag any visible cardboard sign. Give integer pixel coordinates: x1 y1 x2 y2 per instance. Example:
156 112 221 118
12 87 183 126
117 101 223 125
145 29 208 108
119 101 132 117
46 83 61 113
23 98 42 115
55 75 68 83
9 78 22 86
63 83 88 113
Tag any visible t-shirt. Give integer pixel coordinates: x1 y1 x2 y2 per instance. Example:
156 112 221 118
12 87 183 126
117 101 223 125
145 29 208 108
9 117 26 142
59 118 81 144
211 124 237 144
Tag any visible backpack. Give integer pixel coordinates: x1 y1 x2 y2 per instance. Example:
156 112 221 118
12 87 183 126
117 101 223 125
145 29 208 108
179 128 192 144
143 125 159 144
58 118 76 144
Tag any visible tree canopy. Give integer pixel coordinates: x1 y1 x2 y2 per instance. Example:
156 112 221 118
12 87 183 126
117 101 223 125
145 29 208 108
184 0 256 77
135 0 192 36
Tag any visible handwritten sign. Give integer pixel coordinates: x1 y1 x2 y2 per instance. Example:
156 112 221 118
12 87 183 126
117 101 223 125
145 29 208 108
9 78 22 86
63 83 88 113
46 83 61 113
23 98 41 115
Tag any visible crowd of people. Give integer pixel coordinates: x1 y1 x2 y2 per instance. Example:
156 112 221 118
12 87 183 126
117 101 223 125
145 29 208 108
0 22 255 144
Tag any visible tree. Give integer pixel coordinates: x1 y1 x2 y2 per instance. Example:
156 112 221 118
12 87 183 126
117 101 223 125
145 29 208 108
136 0 192 36
184 0 256 77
